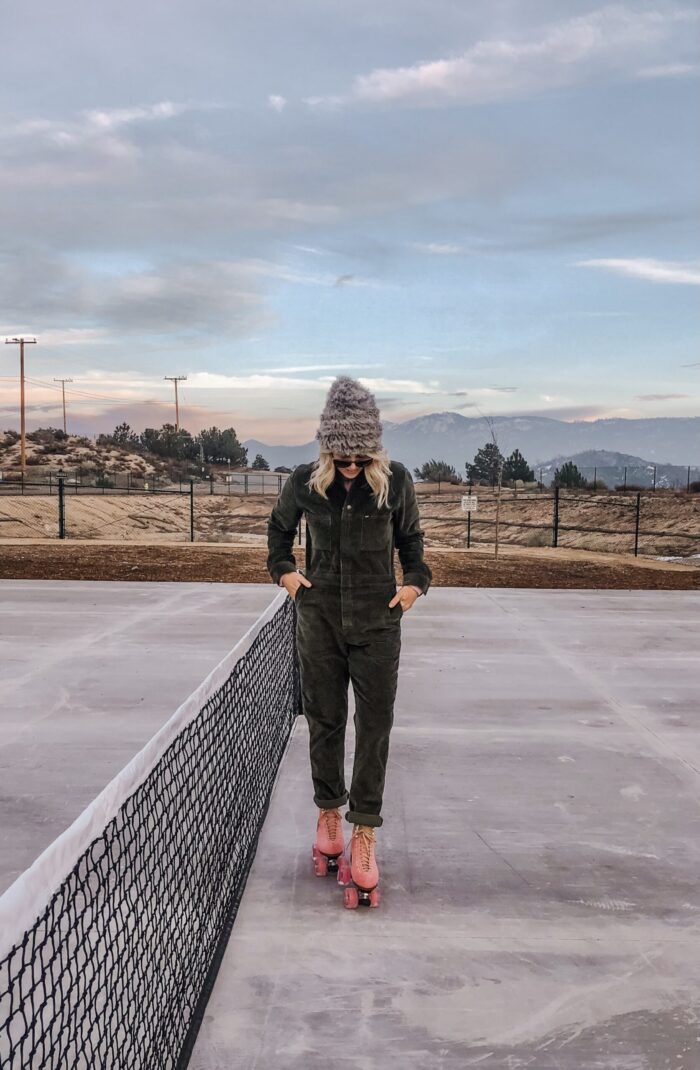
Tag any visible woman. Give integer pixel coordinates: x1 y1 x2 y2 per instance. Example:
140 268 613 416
266 376 432 907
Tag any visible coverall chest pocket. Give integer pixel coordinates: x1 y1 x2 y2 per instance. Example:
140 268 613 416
360 512 392 551
306 511 332 550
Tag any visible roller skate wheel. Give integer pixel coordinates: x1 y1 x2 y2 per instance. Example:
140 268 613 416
369 888 381 908
344 886 359 910
337 859 352 886
313 855 328 877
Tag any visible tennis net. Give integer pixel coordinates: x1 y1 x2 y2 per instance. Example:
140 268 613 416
0 590 300 1069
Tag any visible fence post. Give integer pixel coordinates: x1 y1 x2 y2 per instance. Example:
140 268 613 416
467 510 471 549
593 466 597 489
623 466 627 490
58 476 66 539
210 474 214 496
688 466 691 493
552 485 560 547
634 492 641 556
189 479 195 542
652 466 657 492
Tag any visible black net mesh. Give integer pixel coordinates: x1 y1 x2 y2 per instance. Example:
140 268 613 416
0 597 300 1069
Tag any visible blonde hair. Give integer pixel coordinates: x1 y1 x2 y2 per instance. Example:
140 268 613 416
307 448 392 510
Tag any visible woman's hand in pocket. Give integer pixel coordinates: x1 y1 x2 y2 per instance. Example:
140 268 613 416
281 572 313 600
388 586 419 613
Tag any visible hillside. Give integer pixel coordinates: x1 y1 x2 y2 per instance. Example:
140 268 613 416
535 450 696 489
0 430 161 481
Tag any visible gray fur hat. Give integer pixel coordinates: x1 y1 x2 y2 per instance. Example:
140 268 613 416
315 376 383 454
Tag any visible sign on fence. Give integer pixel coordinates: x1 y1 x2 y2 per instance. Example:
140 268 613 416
461 495 478 513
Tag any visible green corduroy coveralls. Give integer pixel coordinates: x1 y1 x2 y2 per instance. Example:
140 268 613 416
266 460 432 827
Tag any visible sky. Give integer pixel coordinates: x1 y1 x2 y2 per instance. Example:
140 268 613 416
1 0 699 444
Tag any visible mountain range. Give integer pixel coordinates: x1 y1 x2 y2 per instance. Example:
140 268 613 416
243 413 700 479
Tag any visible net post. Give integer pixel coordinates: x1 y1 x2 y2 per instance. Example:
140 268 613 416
58 475 66 539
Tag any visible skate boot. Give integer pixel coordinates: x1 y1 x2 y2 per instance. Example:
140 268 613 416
337 824 381 909
311 807 345 877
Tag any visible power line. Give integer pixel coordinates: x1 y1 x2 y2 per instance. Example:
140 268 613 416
23 377 171 407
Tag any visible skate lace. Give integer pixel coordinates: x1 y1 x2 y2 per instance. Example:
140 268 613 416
320 808 341 840
352 826 376 872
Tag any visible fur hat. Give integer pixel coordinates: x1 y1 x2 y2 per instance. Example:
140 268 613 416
316 376 383 454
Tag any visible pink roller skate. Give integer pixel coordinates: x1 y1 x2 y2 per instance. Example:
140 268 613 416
311 807 345 877
337 824 381 909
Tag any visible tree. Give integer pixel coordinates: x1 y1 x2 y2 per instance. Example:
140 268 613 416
466 442 505 486
502 448 534 483
554 461 586 488
195 426 247 465
413 459 462 483
139 424 197 460
251 453 270 470
111 423 140 448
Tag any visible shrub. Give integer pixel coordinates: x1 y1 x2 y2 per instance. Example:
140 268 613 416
524 530 551 548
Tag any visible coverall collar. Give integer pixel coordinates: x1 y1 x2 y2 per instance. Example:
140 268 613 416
327 466 371 509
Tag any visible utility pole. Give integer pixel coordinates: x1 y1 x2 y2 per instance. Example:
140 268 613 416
5 336 37 473
53 377 73 434
164 375 187 431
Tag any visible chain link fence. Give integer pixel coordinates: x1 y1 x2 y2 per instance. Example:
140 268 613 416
1 477 699 559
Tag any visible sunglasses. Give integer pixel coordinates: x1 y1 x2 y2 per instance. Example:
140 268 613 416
333 457 372 468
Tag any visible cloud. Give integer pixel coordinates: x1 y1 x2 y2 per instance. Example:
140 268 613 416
260 362 385 373
411 242 463 255
576 257 700 285
267 95 287 112
635 393 691 400
347 377 442 395
467 386 519 397
636 62 699 78
472 207 693 254
511 404 629 421
3 101 201 160
0 251 271 337
306 4 700 109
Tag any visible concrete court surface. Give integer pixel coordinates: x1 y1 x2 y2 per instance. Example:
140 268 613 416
0 579 275 893
192 588 700 1070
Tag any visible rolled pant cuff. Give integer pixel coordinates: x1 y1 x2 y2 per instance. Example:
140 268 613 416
345 810 383 828
314 792 348 810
